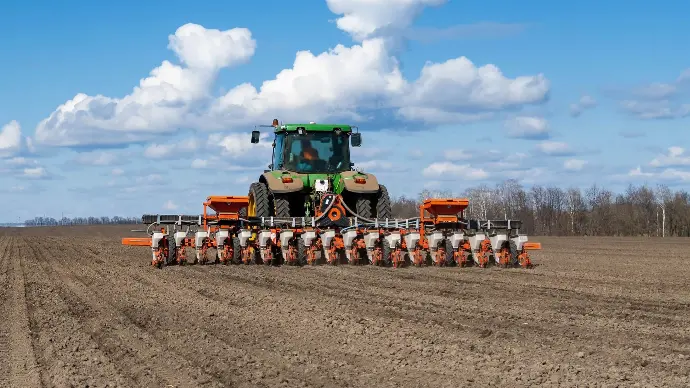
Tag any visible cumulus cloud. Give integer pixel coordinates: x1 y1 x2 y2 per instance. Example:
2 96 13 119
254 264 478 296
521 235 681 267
27 1 549 150
569 95 596 117
326 0 446 41
33 23 257 147
504 116 549 139
0 121 28 158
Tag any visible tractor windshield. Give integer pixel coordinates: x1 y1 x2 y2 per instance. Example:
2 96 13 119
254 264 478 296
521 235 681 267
282 131 351 173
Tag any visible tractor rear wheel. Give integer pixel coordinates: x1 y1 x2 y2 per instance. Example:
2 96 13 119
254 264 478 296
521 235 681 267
248 182 271 217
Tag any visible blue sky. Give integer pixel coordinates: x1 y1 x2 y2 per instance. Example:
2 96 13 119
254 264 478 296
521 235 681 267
1 0 689 221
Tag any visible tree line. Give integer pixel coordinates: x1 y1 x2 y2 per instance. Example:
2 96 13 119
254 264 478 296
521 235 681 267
392 180 690 237
19 180 690 237
23 216 140 226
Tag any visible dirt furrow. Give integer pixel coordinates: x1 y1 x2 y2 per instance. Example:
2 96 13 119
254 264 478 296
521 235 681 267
25 238 223 388
0 237 14 385
1 237 43 387
2 229 690 388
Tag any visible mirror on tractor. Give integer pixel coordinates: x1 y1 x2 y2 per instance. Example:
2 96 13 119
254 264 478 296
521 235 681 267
351 132 362 147
251 130 260 143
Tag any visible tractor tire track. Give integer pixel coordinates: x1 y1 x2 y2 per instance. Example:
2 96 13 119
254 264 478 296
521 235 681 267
0 237 14 386
0 237 42 387
25 238 223 388
3 227 690 388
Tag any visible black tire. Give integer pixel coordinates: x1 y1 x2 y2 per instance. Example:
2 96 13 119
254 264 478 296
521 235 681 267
249 182 271 217
444 238 455 266
297 237 307 266
382 239 392 266
353 185 391 220
355 196 373 219
508 240 519 266
165 234 176 266
274 195 292 217
232 236 242 264
376 185 392 219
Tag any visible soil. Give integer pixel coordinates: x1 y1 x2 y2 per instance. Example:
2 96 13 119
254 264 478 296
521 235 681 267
0 225 689 387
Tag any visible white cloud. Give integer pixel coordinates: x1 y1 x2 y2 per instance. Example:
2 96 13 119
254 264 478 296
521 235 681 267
397 57 548 123
649 146 690 168
422 162 488 180
163 200 178 210
569 95 596 117
443 149 473 161
564 158 587 171
620 100 690 120
27 1 549 149
325 0 446 41
73 150 122 166
33 23 257 147
0 121 24 158
112 168 124 176
22 167 47 179
535 140 574 156
628 166 690 182
504 116 549 139
5 157 36 167
615 69 690 120
207 132 272 161
355 159 399 172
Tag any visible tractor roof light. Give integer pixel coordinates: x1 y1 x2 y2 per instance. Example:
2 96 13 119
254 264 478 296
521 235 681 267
297 127 306 135
354 177 366 184
282 176 293 183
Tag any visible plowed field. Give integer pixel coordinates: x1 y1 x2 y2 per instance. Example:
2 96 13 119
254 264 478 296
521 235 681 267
0 226 688 387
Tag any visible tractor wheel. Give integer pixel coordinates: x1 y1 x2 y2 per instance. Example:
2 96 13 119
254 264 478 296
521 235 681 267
376 185 392 219
273 194 292 217
354 185 392 220
355 196 373 219
248 182 271 217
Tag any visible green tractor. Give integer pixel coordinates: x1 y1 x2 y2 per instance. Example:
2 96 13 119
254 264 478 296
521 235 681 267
246 119 392 220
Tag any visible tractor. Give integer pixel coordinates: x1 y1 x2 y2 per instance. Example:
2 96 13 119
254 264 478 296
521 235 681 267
246 119 392 220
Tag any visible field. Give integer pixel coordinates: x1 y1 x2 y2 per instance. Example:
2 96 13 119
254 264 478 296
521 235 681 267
0 225 688 387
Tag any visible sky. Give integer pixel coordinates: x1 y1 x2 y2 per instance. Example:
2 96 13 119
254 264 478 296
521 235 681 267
1 0 689 221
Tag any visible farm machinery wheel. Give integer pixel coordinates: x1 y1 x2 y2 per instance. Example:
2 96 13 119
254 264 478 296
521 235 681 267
273 195 292 218
353 184 392 219
248 182 271 217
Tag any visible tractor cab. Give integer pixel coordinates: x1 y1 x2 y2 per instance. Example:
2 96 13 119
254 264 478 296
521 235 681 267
251 120 361 174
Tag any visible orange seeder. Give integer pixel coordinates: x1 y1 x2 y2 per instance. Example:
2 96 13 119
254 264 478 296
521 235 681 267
123 194 541 269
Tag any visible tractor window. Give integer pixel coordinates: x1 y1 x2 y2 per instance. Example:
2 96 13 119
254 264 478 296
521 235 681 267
282 132 351 173
273 132 285 169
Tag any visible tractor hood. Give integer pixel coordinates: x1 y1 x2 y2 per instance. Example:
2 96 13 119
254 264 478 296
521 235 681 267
262 170 380 194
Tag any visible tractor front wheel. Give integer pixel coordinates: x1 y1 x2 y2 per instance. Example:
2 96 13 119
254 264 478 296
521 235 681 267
353 185 392 220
